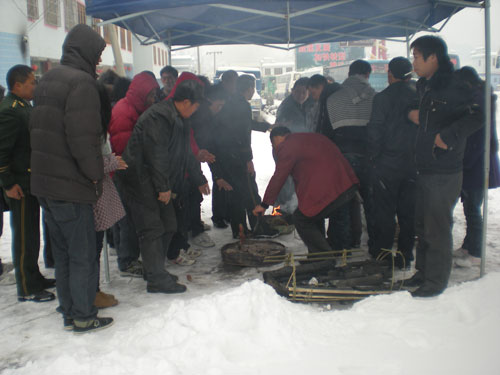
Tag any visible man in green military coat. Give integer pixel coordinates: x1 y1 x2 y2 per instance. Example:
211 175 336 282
0 65 55 302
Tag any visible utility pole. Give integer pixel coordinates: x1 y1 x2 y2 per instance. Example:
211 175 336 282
206 51 222 78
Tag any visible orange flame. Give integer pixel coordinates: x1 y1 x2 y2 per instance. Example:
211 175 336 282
271 205 282 216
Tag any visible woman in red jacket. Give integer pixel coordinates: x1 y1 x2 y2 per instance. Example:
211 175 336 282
109 71 159 277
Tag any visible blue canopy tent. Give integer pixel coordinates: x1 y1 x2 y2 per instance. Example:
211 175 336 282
86 0 492 277
86 0 480 51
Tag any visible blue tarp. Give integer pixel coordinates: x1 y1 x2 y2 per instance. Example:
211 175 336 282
85 0 481 48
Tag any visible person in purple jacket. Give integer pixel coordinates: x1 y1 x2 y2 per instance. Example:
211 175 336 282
453 66 500 268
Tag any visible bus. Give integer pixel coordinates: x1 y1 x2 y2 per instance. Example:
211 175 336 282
261 61 294 77
324 59 389 92
274 71 302 100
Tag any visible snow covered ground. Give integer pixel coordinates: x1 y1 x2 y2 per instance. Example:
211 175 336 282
0 114 500 374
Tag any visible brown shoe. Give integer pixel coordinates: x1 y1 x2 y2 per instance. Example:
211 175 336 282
94 291 118 309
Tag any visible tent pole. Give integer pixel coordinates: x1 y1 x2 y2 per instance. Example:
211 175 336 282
405 24 410 58
102 231 110 284
480 0 491 278
167 31 172 66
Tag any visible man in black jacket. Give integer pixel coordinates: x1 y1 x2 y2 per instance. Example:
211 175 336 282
30 25 112 333
367 57 418 269
407 36 483 297
213 74 271 238
117 79 208 293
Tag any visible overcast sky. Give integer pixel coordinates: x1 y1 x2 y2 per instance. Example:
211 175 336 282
178 2 500 77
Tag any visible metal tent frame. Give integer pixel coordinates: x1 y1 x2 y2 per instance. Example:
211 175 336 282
86 0 492 279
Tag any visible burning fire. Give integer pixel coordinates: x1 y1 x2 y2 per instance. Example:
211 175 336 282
271 205 282 216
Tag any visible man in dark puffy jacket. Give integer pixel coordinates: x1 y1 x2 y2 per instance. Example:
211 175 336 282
406 36 483 297
109 71 159 277
30 24 113 333
366 57 418 269
116 79 209 294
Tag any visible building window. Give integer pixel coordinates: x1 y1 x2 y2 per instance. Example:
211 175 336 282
153 46 157 65
286 67 293 72
27 0 39 19
274 67 283 75
77 2 86 24
44 0 60 27
127 30 132 52
64 0 77 30
119 27 126 50
264 68 271 75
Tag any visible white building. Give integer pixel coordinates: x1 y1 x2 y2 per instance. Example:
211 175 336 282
0 0 31 88
0 0 174 87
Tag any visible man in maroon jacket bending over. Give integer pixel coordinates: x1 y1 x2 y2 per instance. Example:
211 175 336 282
253 127 359 254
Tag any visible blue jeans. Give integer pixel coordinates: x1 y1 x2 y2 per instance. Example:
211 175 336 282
461 188 484 258
39 198 98 323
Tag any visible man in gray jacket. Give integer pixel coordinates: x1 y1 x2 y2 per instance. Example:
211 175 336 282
326 60 376 252
30 24 113 333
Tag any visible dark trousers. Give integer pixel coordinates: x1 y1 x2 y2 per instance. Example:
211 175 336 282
224 163 260 236
113 176 140 271
187 181 204 237
8 193 44 296
370 166 416 261
342 153 375 251
415 172 462 292
211 177 228 222
121 189 177 287
328 197 361 248
167 179 204 259
294 190 354 253
39 198 98 323
42 213 54 268
461 188 484 257
349 197 362 246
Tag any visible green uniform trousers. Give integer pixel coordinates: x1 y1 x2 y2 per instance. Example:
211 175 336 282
8 193 43 296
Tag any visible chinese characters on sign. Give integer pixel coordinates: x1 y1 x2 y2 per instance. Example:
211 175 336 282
296 42 366 70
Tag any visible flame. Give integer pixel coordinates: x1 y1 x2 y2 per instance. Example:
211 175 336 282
271 205 282 216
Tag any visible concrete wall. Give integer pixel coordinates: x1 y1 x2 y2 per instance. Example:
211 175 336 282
132 37 171 78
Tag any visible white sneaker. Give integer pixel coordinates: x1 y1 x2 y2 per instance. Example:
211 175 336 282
185 248 202 259
191 232 215 248
455 255 481 268
170 250 195 266
453 248 469 258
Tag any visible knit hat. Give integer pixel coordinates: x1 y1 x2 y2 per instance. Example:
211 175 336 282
388 57 413 80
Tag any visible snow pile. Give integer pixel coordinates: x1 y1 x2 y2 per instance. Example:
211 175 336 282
3 274 500 375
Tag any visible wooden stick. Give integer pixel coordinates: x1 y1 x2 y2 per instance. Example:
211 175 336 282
288 287 393 295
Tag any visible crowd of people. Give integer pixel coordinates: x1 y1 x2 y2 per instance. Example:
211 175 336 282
0 23 498 333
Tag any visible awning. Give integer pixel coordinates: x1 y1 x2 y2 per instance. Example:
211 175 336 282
85 0 482 50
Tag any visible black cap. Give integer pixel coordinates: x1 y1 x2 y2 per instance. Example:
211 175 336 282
388 57 413 80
